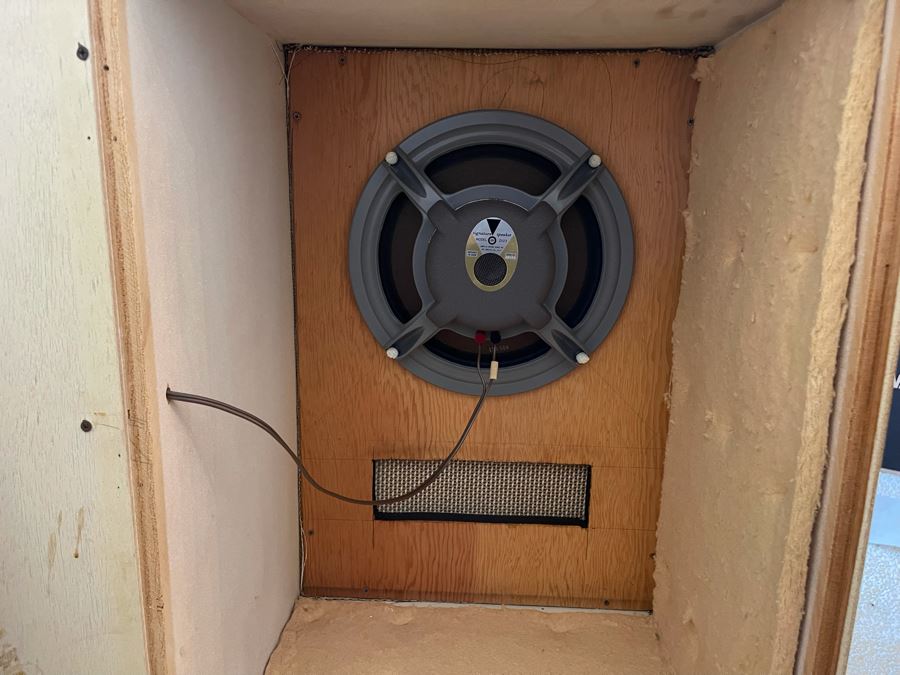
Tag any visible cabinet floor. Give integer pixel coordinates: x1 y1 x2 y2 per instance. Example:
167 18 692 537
266 597 667 674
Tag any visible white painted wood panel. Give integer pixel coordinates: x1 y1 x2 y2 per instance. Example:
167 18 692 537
229 0 783 49
124 1 298 673
0 2 148 674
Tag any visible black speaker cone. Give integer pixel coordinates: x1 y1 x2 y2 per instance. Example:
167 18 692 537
426 143 560 196
557 197 603 328
378 194 422 324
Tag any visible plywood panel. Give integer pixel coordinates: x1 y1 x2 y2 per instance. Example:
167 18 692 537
303 519 656 610
292 49 697 609
0 3 148 672
89 2 171 670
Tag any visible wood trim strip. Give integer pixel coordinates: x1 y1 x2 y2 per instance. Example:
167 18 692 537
799 2 900 671
88 1 171 672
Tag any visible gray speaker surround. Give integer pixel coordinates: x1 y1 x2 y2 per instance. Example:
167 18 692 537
349 110 633 396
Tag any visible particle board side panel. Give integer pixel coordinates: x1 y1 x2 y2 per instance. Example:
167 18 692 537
652 0 886 672
0 2 149 672
291 50 697 608
800 0 900 671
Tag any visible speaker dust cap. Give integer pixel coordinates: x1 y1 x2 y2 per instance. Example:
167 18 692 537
349 110 633 396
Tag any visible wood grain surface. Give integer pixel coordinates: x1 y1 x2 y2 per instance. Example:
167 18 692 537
90 1 171 670
290 49 697 609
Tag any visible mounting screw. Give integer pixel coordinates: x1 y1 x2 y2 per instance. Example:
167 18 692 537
588 154 602 168
575 352 590 365
76 43 90 61
80 419 93 432
291 111 302 121
385 151 398 165
385 346 399 359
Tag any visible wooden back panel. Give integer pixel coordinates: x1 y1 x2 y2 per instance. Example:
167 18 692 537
290 49 697 609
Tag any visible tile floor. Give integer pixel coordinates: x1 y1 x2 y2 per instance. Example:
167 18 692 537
846 470 900 675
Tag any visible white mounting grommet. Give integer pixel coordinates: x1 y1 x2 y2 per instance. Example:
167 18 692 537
575 352 590 365
588 154 602 168
385 151 398 165
385 346 399 359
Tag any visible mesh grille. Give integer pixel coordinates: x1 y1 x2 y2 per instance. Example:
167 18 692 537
374 459 590 526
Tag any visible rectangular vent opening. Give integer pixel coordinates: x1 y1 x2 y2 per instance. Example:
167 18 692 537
373 459 590 527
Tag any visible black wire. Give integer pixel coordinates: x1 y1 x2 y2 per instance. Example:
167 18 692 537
165 346 491 507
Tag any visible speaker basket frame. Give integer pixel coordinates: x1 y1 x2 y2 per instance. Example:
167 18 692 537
349 110 633 396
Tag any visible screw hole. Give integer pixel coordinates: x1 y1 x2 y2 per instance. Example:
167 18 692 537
80 419 93 432
633 58 641 67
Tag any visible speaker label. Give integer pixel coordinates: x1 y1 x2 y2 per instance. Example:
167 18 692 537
465 217 518 292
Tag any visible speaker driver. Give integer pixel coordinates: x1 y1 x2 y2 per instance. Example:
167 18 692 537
349 110 633 396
